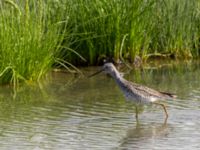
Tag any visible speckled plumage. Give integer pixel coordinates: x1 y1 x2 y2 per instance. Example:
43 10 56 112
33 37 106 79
102 63 175 105
90 62 176 119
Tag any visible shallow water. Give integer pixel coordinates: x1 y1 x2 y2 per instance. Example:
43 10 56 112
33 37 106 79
0 61 200 150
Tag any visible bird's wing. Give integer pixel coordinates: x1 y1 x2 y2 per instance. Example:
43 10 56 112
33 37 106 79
128 81 175 99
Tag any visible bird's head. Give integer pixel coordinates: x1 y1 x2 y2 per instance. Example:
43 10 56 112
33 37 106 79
102 63 117 75
88 63 118 78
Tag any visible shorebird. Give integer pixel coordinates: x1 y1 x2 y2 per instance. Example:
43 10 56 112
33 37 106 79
89 63 176 120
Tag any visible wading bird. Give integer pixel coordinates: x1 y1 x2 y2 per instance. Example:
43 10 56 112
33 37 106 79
89 63 176 120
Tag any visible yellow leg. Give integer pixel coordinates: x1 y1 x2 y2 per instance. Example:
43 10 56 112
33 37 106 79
154 102 168 118
135 106 139 120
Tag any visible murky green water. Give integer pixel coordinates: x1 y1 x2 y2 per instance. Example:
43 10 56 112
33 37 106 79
0 61 200 150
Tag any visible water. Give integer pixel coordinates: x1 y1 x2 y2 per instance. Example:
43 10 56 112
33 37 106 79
0 61 200 150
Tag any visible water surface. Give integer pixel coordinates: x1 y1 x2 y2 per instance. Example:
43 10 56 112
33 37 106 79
0 61 200 149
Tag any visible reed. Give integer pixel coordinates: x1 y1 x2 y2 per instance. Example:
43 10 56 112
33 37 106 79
0 0 70 85
63 0 200 64
0 0 200 85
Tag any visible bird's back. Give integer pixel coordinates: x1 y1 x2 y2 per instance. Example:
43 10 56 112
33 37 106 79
116 78 175 104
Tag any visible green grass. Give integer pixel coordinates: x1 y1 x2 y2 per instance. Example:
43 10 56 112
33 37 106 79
0 0 71 86
0 0 200 85
63 0 200 64
149 0 200 58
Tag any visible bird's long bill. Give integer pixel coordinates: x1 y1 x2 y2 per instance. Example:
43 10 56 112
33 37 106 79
88 69 104 78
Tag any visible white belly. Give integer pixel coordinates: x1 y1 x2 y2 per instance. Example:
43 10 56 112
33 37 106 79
123 92 157 104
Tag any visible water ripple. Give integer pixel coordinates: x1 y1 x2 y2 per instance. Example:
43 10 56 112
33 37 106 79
0 62 200 149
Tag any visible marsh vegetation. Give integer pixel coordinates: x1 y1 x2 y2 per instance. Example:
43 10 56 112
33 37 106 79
0 0 200 84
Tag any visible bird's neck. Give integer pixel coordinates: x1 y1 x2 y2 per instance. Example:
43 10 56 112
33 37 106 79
111 71 125 85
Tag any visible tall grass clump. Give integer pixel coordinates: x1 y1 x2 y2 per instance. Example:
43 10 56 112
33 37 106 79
149 0 200 58
63 0 155 64
0 0 200 82
0 0 70 85
62 0 200 65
